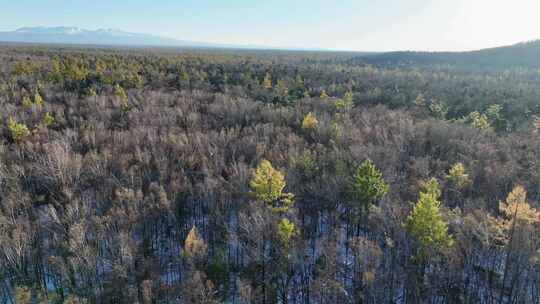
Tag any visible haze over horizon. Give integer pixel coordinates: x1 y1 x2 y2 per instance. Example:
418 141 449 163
2 0 540 52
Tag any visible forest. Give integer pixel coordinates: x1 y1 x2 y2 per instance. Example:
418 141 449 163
0 44 538 304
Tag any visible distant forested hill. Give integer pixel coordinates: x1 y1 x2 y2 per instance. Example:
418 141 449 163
362 40 540 68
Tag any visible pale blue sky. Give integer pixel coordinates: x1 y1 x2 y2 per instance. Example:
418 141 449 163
2 0 540 51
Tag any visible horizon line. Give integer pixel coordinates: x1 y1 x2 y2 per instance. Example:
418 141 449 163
0 25 537 54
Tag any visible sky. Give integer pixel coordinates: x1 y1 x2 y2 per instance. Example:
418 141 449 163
1 0 540 52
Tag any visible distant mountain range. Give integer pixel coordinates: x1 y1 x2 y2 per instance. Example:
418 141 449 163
0 26 332 51
362 40 540 68
0 26 241 48
2 27 540 68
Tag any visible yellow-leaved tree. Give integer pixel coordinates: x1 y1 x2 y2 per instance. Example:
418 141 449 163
335 91 354 110
301 112 318 131
184 225 208 265
277 218 297 249
488 186 539 303
320 90 329 100
468 111 491 130
445 162 470 189
7 117 30 143
21 96 33 108
41 112 56 128
249 159 294 213
34 92 44 108
13 286 31 304
488 186 540 243
113 84 130 112
182 226 218 303
263 72 273 89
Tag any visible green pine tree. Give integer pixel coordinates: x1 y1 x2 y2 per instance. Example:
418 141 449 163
405 178 453 260
349 159 389 215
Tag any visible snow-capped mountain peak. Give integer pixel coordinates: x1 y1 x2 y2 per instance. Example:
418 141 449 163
15 26 85 35
0 26 240 48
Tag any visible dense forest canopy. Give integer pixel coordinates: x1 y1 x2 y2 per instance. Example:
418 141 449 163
0 44 539 304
